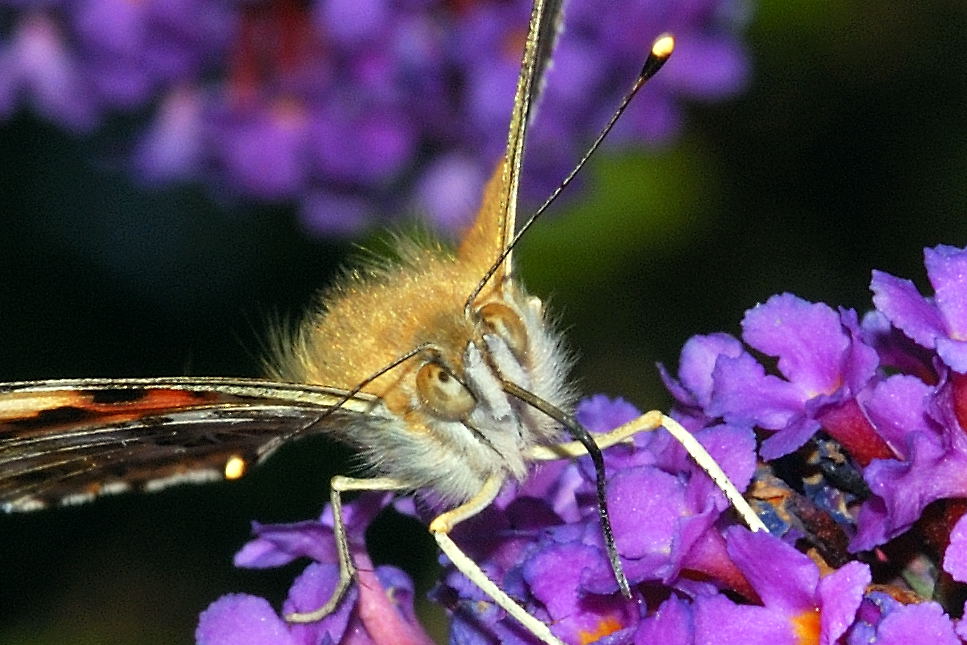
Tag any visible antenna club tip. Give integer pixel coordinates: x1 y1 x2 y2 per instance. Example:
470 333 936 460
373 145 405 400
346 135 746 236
651 33 675 59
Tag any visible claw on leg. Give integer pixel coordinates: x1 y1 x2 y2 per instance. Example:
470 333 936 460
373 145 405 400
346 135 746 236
285 475 408 624
430 474 567 645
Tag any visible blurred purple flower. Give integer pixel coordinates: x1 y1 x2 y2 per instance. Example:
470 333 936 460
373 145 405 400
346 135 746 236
0 12 97 130
0 0 751 233
134 85 205 182
0 1 231 127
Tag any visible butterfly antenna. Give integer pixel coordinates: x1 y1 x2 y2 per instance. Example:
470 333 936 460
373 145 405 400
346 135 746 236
467 34 675 311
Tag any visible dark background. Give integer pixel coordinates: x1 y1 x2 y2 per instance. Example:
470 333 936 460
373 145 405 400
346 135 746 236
2 1 966 643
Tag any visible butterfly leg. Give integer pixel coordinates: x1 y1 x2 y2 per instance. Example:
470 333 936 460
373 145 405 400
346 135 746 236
429 474 566 645
526 411 767 533
286 475 408 623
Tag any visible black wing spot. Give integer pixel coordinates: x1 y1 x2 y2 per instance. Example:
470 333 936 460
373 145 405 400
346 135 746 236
88 388 149 404
14 406 94 428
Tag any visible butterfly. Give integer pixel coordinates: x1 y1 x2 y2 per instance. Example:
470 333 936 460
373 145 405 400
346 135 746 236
0 2 761 643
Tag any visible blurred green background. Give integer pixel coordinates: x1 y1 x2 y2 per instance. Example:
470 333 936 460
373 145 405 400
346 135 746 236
2 1 966 643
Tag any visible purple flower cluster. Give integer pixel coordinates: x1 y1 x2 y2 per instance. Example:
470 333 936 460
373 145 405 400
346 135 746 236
0 0 749 234
664 245 967 557
196 492 435 645
196 244 967 644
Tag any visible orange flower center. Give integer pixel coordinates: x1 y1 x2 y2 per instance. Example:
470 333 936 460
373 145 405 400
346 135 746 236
791 607 821 645
578 615 624 645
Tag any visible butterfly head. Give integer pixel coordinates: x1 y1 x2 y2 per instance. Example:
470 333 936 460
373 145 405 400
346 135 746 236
265 215 574 505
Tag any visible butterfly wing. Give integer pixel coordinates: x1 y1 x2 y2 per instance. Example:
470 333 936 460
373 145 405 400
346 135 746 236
458 0 564 276
501 0 564 251
0 377 379 512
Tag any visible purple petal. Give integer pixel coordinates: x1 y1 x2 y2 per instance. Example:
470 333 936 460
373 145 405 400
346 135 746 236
607 466 686 561
320 491 396 535
353 111 414 179
853 430 967 550
725 527 816 612
6 13 98 131
936 337 967 373
860 310 936 380
943 513 967 582
575 395 642 433
759 414 822 460
85 55 154 109
233 538 295 569
656 422 757 496
523 542 636 643
709 352 804 429
542 37 605 106
863 375 934 458
0 47 15 119
72 0 147 57
958 601 967 641
851 496 891 553
215 104 309 200
667 333 744 409
519 460 586 523
872 602 959 645
309 105 413 185
374 566 419 626
620 90 682 144
694 422 757 493
658 361 695 409
446 600 510 645
671 506 734 585
741 294 847 395
196 594 297 645
234 520 337 569
871 270 945 349
813 396 894 466
817 561 870 643
356 562 433 645
838 307 881 394
283 563 359 645
925 245 967 338
634 596 693 644
694 594 796 645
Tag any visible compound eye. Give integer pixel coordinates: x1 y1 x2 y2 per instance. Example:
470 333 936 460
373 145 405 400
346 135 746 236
478 302 527 358
416 362 475 420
